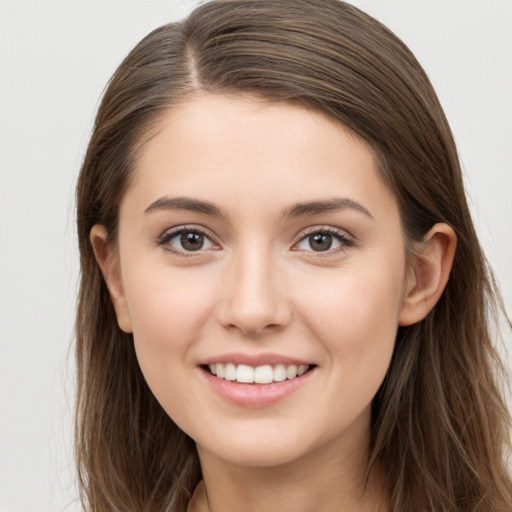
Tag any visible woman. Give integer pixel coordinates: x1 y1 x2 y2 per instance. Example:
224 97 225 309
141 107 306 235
75 0 512 510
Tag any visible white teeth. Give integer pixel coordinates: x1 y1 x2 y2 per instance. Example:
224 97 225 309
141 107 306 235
254 365 273 384
297 364 308 376
273 364 287 382
208 362 311 384
285 364 297 380
236 364 254 383
224 363 237 381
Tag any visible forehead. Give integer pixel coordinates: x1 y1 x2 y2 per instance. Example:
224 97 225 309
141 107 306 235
123 92 398 221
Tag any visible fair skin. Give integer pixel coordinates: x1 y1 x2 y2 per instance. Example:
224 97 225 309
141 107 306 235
91 93 456 512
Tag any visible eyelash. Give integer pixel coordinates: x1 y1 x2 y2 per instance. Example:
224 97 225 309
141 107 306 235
292 226 356 256
156 225 355 257
156 225 219 257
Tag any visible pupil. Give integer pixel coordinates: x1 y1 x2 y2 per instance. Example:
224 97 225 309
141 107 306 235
310 233 332 251
181 232 204 251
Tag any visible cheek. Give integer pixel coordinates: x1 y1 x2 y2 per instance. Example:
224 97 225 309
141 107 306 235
302 264 403 339
124 262 213 344
123 270 216 421
121 264 218 401
295 260 404 392
296 273 402 438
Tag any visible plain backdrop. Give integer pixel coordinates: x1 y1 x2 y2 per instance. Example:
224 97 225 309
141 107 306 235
0 1 511 510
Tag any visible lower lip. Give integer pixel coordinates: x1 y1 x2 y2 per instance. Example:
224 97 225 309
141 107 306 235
201 368 315 408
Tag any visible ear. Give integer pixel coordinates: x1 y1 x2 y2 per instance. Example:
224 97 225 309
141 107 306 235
90 225 133 333
399 223 457 326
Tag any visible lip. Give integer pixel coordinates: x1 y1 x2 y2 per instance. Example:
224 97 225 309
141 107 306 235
199 362 317 408
199 352 313 367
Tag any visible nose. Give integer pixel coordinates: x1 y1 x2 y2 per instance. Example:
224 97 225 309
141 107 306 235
216 246 291 337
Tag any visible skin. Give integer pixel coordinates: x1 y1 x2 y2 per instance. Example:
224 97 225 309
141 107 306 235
92 93 456 512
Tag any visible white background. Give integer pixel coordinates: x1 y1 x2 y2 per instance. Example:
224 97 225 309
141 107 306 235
0 1 510 510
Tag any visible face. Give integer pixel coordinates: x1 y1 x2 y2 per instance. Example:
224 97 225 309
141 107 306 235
108 93 412 468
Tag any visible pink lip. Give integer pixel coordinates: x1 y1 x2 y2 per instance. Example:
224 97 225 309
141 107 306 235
199 352 312 367
199 365 316 408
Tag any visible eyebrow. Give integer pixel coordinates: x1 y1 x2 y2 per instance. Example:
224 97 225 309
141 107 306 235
282 198 374 220
144 196 225 218
143 196 373 220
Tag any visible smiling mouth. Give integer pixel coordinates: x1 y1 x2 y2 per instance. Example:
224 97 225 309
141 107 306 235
204 363 314 384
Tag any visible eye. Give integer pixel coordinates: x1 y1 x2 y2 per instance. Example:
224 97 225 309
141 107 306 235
158 227 217 254
293 228 354 253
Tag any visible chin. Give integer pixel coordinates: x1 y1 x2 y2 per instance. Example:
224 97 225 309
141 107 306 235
204 444 307 469
194 423 327 469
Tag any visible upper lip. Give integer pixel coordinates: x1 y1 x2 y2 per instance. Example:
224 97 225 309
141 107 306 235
199 352 314 367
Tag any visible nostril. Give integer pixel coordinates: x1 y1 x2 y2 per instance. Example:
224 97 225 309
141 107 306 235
215 272 292 335
223 319 286 337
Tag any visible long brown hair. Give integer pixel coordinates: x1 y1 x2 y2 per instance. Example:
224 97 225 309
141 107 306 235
75 1 512 510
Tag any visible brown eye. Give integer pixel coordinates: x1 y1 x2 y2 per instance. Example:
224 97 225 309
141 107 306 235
159 227 217 254
293 228 354 254
308 233 333 251
180 231 205 251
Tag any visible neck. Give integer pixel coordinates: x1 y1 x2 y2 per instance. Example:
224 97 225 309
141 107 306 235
193 422 389 512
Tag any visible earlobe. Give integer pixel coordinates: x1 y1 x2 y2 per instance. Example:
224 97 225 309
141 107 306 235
90 225 133 333
399 223 457 326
